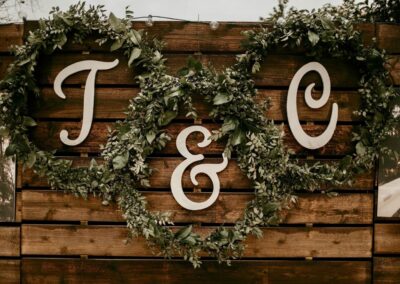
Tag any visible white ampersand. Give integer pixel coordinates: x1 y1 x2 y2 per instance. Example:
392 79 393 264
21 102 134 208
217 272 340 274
171 125 228 211
287 61 338 150
54 59 119 146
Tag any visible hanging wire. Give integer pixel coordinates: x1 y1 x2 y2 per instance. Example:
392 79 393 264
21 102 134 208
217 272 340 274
132 15 221 29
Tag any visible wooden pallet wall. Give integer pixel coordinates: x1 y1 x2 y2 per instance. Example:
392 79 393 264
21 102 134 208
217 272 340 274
0 21 399 283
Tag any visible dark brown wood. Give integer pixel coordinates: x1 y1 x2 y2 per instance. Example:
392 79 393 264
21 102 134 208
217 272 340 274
19 157 375 190
21 225 372 257
36 53 361 88
0 260 20 284
377 24 400 54
16 192 22 223
0 24 23 52
21 190 373 224
0 227 20 257
21 258 371 284
32 88 361 122
374 257 400 284
374 224 400 254
3 21 399 283
23 21 376 54
31 121 355 156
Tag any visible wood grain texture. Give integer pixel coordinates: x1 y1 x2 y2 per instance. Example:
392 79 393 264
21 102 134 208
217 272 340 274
32 88 360 122
21 190 373 224
31 121 355 156
0 227 20 257
19 157 375 190
0 260 20 284
16 192 22 223
377 24 400 54
21 259 371 284
21 225 372 257
36 53 361 88
0 24 23 52
374 257 400 284
23 21 375 53
374 224 400 254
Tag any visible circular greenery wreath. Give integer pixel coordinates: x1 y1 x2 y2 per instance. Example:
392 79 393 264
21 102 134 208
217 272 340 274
0 2 399 267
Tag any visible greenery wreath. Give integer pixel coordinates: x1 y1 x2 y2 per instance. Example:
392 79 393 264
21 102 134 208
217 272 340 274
0 1 399 267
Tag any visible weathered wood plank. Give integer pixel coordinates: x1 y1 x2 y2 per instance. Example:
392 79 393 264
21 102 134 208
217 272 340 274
31 121 355 156
24 21 376 53
16 191 22 223
32 88 360 122
21 225 372 257
19 157 374 190
373 257 400 284
377 24 400 54
36 53 361 88
0 260 20 284
21 258 371 284
0 227 20 257
0 24 23 52
374 224 400 254
21 190 373 224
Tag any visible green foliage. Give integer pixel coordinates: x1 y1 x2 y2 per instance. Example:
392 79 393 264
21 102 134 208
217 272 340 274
0 1 398 267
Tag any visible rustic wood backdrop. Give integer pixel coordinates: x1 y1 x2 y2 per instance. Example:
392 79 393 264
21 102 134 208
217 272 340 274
0 21 399 283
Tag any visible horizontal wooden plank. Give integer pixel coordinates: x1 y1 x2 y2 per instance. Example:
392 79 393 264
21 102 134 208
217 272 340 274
21 190 373 224
0 227 20 257
24 21 376 53
36 53 361 88
0 24 23 52
0 260 20 284
19 157 374 190
373 257 400 284
21 225 372 257
21 258 371 284
374 224 400 254
32 88 360 122
31 121 355 156
377 24 400 54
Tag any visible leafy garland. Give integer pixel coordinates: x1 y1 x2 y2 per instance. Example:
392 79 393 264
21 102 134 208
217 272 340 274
0 1 399 267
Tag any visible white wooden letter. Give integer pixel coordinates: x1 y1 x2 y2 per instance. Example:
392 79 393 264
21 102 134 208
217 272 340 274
287 61 338 149
171 126 228 211
54 59 119 146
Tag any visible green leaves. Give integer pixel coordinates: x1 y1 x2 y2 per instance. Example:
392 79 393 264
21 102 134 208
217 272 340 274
1 0 396 268
213 92 232 105
129 29 142 45
112 151 130 170
356 142 367 156
175 225 192 241
128 48 141 66
110 38 125 51
0 127 9 137
231 128 245 146
26 152 37 168
158 110 177 126
146 131 157 144
108 12 125 32
307 30 320 46
23 116 37 127
221 118 238 133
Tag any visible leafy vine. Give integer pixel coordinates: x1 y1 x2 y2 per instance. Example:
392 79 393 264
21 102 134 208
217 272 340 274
0 1 399 267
